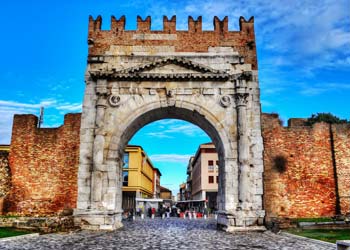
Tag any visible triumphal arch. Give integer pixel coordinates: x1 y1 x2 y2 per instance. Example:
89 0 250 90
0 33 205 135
74 15 265 231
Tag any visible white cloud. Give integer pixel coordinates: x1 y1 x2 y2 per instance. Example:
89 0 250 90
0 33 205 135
149 154 193 163
299 82 350 96
0 99 56 109
56 103 82 112
0 99 82 144
146 132 173 139
146 120 208 138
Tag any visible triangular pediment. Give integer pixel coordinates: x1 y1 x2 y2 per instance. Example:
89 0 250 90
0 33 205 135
142 63 203 74
89 57 230 81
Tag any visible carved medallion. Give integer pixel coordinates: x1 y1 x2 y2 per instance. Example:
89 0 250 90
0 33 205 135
108 95 121 107
220 95 232 108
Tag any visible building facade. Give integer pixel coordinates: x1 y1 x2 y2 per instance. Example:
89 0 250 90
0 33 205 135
185 157 194 200
153 168 161 198
160 186 172 200
179 183 186 201
191 143 219 210
122 145 161 210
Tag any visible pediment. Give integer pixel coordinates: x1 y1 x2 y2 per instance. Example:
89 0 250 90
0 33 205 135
89 57 230 81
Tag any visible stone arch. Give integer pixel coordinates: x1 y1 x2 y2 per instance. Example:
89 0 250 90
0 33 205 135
75 37 265 232
104 102 235 222
108 101 232 163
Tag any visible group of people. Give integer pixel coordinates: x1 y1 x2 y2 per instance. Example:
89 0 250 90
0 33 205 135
125 205 212 221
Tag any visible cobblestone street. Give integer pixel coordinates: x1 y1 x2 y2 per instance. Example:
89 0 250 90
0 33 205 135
0 218 335 250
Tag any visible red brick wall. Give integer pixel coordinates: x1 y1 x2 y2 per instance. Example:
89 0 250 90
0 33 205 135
7 114 81 216
262 113 350 220
333 124 350 214
0 150 11 198
4 112 350 218
87 16 258 70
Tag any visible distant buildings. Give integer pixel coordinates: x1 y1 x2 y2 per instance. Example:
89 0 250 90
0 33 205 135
122 145 161 210
185 157 194 200
159 186 172 200
179 182 186 201
186 143 219 210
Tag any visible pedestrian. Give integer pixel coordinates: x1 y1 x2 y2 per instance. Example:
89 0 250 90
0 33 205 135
140 206 144 219
203 206 208 220
151 207 156 219
166 206 170 218
161 206 165 219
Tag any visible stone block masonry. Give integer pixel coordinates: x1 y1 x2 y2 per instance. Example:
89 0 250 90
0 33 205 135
262 113 350 221
6 113 81 215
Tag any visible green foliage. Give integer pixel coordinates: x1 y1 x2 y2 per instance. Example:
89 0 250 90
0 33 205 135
306 113 348 125
0 227 31 238
287 228 350 243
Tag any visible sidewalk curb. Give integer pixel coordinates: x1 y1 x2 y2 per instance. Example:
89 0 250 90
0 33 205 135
0 233 40 242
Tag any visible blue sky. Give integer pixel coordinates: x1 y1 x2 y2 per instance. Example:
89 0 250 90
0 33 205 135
0 1 349 194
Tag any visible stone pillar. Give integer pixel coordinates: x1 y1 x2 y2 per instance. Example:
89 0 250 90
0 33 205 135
75 79 123 231
235 92 250 208
91 80 107 207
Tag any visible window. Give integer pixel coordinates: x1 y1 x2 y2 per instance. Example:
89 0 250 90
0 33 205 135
208 176 214 184
123 153 129 168
208 160 214 172
216 176 219 183
123 171 128 186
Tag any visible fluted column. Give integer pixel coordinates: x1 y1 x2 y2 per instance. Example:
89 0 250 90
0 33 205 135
91 80 107 205
235 92 250 206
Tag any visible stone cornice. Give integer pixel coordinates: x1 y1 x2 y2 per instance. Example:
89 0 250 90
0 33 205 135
89 57 231 81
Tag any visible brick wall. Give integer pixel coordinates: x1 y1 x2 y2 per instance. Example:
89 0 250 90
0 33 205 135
0 150 11 197
4 112 350 218
262 113 350 220
6 113 81 215
333 124 350 214
87 16 257 69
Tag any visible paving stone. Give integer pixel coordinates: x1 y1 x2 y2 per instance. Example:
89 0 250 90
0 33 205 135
0 218 335 250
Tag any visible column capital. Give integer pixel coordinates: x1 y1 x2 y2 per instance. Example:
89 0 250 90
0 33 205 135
234 93 249 107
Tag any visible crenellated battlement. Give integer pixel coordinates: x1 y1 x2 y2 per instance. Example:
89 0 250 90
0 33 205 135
87 15 258 69
88 15 253 33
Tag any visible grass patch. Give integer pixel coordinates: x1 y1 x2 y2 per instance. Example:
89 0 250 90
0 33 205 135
287 228 350 243
0 215 20 218
0 227 32 238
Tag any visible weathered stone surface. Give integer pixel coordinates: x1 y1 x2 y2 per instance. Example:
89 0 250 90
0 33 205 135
75 15 265 231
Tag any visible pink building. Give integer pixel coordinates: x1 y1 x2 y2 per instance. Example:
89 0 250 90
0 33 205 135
191 143 219 210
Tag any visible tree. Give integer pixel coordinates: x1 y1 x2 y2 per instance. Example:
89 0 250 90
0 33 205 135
306 112 348 125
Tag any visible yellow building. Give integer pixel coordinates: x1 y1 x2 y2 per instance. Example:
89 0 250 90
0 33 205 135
122 145 161 210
